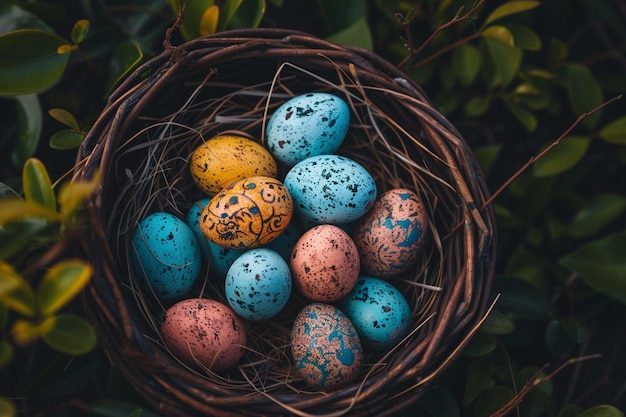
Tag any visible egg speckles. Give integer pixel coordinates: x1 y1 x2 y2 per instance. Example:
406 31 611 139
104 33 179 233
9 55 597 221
341 276 412 351
225 248 292 321
190 135 278 195
284 155 377 225
131 212 201 302
354 188 428 277
161 298 247 371
291 303 363 391
266 93 350 166
290 224 359 302
200 176 293 249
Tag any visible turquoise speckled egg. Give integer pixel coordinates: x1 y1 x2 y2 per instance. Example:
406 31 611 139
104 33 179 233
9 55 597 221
266 92 350 166
340 276 412 351
291 303 363 391
225 248 292 321
186 198 212 261
284 155 377 225
131 212 202 302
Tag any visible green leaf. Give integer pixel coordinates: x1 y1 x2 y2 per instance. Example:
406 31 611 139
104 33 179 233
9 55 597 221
464 96 491 117
482 37 522 87
599 116 626 145
12 318 47 345
474 386 515 417
49 129 86 150
0 397 16 417
562 63 604 128
11 94 42 169
473 144 502 175
462 332 497 357
41 314 97 355
23 158 56 212
48 108 80 130
199 5 219 36
0 29 71 95
507 23 542 50
505 100 537 132
419 384 460 417
226 0 265 30
105 41 143 97
317 0 366 34
576 405 625 417
57 172 100 220
0 198 58 225
217 0 244 32
491 276 555 320
0 217 52 259
484 1 540 26
560 231 626 305
532 136 590 177
463 358 494 406
481 309 515 334
90 400 163 417
569 193 626 238
0 261 36 317
325 16 373 50
37 260 92 316
482 25 515 47
452 43 481 85
71 19 89 44
168 0 213 40
0 340 13 366
515 82 550 110
0 2 55 34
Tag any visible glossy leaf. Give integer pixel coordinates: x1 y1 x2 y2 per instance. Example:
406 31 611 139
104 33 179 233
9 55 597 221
49 129 86 150
599 116 626 145
576 405 625 417
464 96 491 117
563 63 603 128
225 0 265 30
71 19 89 44
325 16 373 50
199 5 219 36
0 261 36 317
58 172 100 220
568 193 626 238
37 260 92 316
482 25 514 47
105 41 143 97
317 0 366 34
483 38 522 87
515 82 550 110
48 108 80 130
463 358 494 406
506 100 537 132
532 136 590 177
484 1 540 26
41 314 97 355
491 276 555 320
462 332 497 357
0 198 58 225
0 29 70 95
452 43 481 85
481 309 515 334
560 231 626 305
0 2 55 34
217 0 244 32
11 94 42 169
23 158 56 212
507 23 542 51
168 0 213 40
0 217 52 259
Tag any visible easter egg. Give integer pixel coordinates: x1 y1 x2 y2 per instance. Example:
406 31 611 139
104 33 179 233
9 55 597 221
353 188 427 277
200 176 293 249
340 276 412 351
266 92 350 166
130 212 201 302
225 248 292 321
290 224 360 302
189 135 278 195
161 298 247 371
284 155 377 225
291 303 363 391
186 198 212 260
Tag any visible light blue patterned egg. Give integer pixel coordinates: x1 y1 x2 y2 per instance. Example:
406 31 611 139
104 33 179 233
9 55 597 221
225 248 292 321
291 303 363 391
131 212 202 303
284 155 377 225
340 276 412 351
266 92 350 166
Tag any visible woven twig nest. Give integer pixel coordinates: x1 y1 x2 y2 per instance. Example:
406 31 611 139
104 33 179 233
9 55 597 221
73 28 496 417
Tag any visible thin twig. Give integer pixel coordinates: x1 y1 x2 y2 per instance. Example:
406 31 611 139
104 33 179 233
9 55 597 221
481 94 623 211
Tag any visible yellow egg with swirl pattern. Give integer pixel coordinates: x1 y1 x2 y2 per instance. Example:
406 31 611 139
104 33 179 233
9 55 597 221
190 135 278 196
200 176 293 249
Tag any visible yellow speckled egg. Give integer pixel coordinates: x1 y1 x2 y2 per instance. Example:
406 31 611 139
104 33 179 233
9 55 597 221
190 135 278 195
200 176 293 249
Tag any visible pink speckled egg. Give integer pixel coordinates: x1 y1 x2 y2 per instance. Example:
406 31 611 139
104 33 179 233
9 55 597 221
353 188 428 278
290 224 359 302
161 298 247 371
291 303 363 391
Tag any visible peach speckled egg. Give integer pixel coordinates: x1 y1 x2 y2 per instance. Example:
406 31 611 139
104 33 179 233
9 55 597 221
189 135 278 195
200 176 293 249
161 298 247 371
290 224 359 302
353 188 427 277
291 303 363 391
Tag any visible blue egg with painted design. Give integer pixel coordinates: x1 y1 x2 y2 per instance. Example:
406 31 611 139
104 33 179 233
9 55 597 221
131 212 202 302
291 303 363 391
340 276 412 351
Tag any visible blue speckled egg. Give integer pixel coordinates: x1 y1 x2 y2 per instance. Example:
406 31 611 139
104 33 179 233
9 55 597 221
225 248 292 321
340 276 412 351
131 212 201 302
266 93 350 166
207 240 244 277
186 198 212 260
291 303 363 391
353 188 428 277
284 155 377 224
